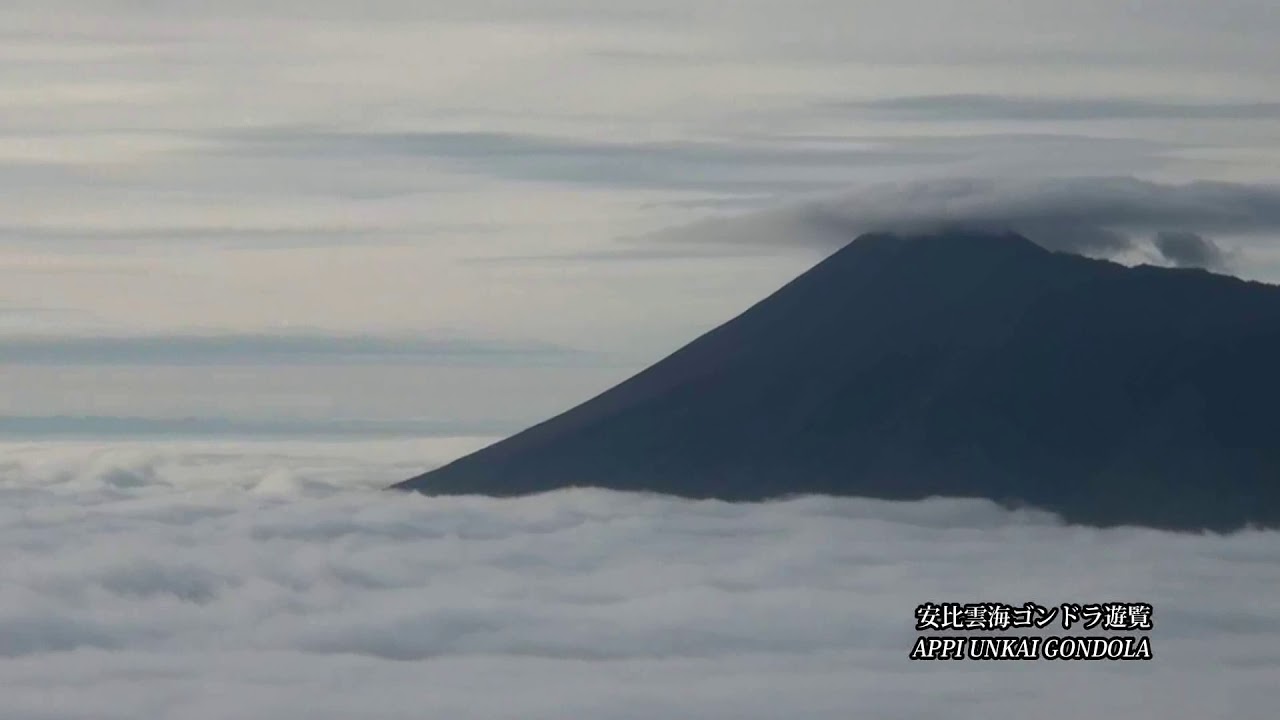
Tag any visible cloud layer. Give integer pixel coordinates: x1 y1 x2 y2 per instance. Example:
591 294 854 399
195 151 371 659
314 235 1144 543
1 441 1277 719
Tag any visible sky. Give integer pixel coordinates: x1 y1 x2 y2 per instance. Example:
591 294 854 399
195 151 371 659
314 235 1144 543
2 0 1279 441
3 3 1280 717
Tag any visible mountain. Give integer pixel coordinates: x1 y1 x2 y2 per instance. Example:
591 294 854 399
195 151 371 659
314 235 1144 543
395 230 1280 531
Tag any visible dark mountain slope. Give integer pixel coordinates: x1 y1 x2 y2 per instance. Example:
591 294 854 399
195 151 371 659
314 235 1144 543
395 231 1280 531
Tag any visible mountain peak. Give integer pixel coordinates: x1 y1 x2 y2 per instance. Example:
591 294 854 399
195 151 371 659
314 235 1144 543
811 229 1056 288
396 229 1280 531
846 228 1048 253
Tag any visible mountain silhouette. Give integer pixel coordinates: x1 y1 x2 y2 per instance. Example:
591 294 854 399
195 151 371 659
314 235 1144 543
395 230 1280 531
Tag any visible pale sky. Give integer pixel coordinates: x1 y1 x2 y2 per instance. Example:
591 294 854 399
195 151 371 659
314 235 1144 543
3 0 1279 439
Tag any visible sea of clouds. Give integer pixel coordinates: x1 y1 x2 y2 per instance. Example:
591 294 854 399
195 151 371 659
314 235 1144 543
1 439 1277 719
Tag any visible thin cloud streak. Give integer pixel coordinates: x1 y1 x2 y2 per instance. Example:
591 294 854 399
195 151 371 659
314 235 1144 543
842 94 1280 122
0 415 517 439
0 333 598 367
214 128 946 193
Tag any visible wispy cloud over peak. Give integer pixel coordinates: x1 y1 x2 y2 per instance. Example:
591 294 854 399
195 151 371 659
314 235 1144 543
1153 230 1229 269
642 176 1280 272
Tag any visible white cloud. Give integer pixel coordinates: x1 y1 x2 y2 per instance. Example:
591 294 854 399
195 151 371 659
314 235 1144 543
0 441 1276 719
